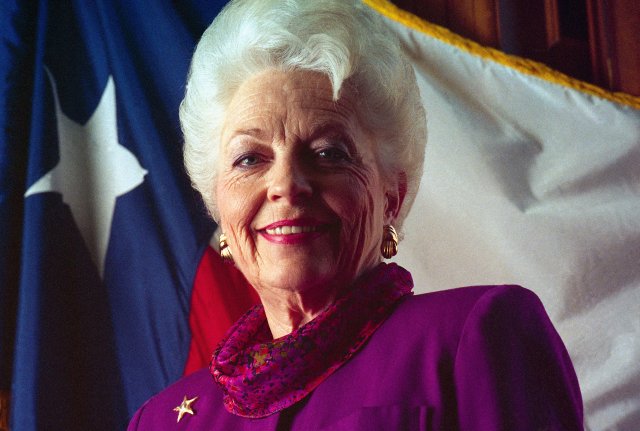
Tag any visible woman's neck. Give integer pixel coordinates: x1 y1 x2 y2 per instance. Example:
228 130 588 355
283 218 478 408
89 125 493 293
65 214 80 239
258 285 339 339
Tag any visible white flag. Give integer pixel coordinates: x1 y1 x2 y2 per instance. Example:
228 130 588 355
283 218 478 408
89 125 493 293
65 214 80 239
366 1 640 429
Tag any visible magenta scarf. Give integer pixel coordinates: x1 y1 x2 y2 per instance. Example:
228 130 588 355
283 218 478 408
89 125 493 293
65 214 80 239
211 263 414 418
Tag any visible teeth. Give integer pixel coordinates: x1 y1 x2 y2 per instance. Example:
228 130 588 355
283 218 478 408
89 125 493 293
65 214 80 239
265 225 319 235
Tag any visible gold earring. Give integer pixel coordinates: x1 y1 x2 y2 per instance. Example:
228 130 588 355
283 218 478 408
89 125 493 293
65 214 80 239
219 233 233 263
381 225 398 259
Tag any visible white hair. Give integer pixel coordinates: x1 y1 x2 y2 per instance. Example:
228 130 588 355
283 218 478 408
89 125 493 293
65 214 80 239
180 0 427 231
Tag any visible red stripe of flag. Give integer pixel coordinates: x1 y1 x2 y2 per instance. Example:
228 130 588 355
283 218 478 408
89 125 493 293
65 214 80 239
184 246 259 375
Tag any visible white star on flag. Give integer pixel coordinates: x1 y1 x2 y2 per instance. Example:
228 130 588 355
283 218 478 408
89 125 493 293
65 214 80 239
25 68 148 278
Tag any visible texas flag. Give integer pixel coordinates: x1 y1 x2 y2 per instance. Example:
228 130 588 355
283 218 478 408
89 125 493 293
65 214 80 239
1 1 230 429
1 0 639 430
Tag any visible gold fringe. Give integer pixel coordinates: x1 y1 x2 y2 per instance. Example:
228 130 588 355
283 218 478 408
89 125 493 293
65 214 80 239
364 0 640 110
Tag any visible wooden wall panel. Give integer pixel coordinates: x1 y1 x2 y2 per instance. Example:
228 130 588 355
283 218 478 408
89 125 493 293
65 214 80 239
390 0 500 46
391 0 640 96
589 0 640 95
614 1 640 95
389 0 448 26
449 0 500 46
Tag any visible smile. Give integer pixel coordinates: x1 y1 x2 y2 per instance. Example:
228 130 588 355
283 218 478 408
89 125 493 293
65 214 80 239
264 225 321 235
258 219 330 244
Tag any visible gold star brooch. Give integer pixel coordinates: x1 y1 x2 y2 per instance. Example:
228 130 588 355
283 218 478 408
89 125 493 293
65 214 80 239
173 395 198 422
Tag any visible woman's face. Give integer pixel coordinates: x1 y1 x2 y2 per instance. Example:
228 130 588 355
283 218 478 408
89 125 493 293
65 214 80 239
216 70 393 298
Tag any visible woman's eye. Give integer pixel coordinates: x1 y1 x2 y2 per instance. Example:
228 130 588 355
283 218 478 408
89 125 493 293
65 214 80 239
316 147 350 162
234 154 262 167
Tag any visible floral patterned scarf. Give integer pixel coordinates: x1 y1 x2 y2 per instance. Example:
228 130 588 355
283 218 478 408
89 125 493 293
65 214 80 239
211 263 414 418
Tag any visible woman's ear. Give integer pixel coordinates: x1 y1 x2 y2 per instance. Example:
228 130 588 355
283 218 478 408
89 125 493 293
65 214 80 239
384 172 407 224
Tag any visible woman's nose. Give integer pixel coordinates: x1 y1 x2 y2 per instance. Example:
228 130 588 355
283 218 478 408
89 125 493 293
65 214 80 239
267 157 313 203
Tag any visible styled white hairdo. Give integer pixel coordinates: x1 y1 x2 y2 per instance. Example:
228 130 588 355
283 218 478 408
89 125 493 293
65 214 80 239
180 0 427 231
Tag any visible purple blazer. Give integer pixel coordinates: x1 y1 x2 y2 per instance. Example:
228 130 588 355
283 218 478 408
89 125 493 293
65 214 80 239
128 285 583 430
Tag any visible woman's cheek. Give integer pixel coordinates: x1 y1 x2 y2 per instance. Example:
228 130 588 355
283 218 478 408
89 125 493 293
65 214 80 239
217 175 260 256
354 176 386 257
335 182 377 251
229 195 256 236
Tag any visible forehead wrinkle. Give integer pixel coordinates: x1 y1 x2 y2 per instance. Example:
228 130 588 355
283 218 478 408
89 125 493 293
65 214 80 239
230 95 280 120
223 98 284 144
224 70 365 153
295 93 358 128
299 91 361 130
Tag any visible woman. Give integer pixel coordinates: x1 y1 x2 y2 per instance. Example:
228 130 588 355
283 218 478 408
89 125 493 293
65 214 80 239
129 0 583 429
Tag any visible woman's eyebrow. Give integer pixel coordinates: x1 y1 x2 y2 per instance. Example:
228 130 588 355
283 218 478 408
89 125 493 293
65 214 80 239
308 122 357 149
230 127 267 139
308 123 334 139
224 130 272 155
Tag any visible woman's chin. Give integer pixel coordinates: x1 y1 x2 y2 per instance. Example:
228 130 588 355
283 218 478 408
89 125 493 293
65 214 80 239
245 239 378 297
250 259 340 296
253 234 338 275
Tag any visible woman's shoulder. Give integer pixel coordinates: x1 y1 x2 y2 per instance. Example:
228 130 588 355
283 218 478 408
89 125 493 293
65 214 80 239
377 284 553 358
395 284 542 326
300 284 570 429
127 368 227 430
